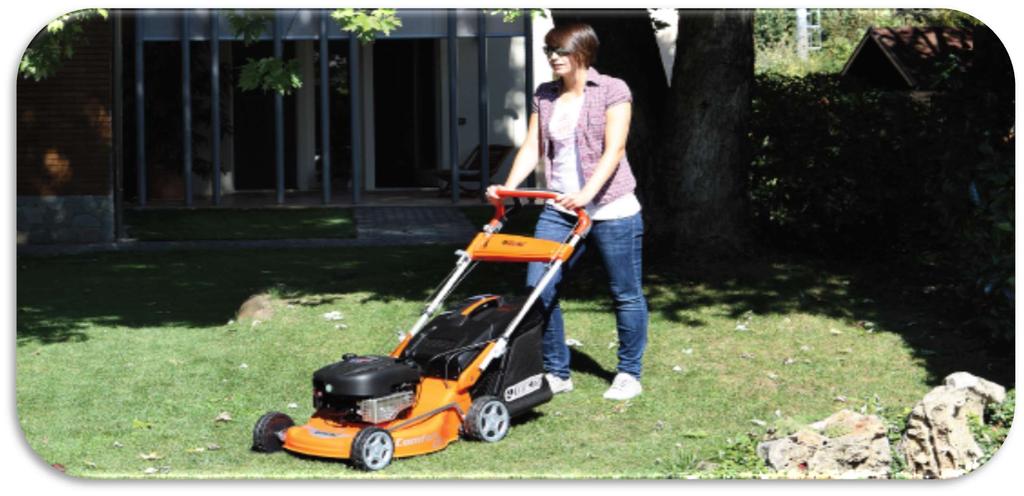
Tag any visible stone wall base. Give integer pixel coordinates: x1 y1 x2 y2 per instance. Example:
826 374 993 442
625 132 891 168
17 195 114 244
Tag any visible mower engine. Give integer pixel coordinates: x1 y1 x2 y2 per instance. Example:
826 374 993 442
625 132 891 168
312 355 421 424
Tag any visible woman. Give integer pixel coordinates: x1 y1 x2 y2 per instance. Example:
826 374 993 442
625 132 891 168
486 22 648 401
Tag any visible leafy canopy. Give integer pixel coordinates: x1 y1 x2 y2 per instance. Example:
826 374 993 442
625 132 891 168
19 8 108 80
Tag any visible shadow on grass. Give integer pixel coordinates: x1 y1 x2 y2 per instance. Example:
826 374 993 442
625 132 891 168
16 242 1014 388
569 349 617 383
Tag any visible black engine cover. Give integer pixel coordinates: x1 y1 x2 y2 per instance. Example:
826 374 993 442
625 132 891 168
312 355 420 400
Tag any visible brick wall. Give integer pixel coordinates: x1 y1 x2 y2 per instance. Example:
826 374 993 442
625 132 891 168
17 17 112 197
17 17 114 244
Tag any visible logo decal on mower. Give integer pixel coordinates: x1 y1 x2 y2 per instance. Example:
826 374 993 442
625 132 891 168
504 373 544 402
396 432 442 448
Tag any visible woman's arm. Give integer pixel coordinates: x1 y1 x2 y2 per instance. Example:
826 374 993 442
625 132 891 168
556 101 631 210
486 112 540 203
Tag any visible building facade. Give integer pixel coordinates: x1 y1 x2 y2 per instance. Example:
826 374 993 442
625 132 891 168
17 9 559 244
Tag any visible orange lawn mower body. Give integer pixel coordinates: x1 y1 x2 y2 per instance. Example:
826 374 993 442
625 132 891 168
252 190 591 470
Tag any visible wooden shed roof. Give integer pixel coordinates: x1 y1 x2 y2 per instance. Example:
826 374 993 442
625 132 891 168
841 27 973 90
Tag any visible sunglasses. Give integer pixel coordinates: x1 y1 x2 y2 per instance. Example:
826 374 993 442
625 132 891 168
542 46 573 57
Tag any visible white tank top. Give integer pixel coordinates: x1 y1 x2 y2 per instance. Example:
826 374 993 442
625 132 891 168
545 93 641 221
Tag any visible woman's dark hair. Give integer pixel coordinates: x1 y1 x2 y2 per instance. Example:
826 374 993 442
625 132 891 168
544 22 599 68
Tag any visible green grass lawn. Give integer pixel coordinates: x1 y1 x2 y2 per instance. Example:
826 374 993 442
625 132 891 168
124 208 356 241
15 246 1012 479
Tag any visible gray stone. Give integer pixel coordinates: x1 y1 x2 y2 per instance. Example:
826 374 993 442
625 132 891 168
900 372 1005 479
757 410 891 479
71 214 102 229
17 195 114 245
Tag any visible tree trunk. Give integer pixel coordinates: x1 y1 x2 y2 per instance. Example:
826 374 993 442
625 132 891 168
549 9 754 257
651 10 754 255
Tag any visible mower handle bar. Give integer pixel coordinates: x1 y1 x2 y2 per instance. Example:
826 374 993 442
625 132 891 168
489 188 591 237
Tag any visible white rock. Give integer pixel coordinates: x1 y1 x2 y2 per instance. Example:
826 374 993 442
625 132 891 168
901 372 1007 478
758 410 891 479
944 372 1006 404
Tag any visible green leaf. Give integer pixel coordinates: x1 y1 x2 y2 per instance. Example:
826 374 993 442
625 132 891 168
331 8 402 44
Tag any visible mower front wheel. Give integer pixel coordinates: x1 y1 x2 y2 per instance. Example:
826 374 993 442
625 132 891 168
252 412 294 453
464 396 510 442
351 427 395 471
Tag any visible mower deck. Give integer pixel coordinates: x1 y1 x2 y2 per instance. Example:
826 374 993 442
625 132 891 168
282 377 471 460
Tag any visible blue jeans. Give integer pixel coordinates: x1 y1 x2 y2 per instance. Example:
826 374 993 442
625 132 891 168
526 205 649 380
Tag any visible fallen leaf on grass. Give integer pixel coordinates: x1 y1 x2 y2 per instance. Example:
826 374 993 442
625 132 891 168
206 443 221 451
681 431 709 439
287 403 299 409
672 365 684 372
139 452 163 461
239 363 249 369
113 441 124 449
740 352 755 360
214 412 233 423
52 463 65 473
735 323 750 332
767 372 780 381
834 395 848 403
335 324 348 330
612 402 631 414
132 419 154 430
565 338 583 347
681 348 693 355
186 447 206 454
655 420 666 431
751 419 767 427
607 341 617 349
782 357 796 366
84 460 97 469
829 328 843 335
323 311 344 321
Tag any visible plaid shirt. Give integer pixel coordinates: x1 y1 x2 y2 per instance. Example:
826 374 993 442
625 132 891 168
532 66 638 206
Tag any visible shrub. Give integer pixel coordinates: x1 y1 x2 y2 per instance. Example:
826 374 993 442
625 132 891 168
749 73 1014 341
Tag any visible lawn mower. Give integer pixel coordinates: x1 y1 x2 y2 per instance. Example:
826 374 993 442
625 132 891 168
252 189 591 471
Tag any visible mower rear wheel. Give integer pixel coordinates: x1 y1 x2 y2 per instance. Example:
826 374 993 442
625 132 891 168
252 412 294 453
464 396 510 442
351 427 394 471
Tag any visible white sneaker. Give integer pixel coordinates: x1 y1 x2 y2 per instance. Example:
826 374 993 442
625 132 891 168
603 373 642 400
546 374 574 394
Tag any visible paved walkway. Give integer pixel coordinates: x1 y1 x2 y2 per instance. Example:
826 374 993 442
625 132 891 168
18 206 480 256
